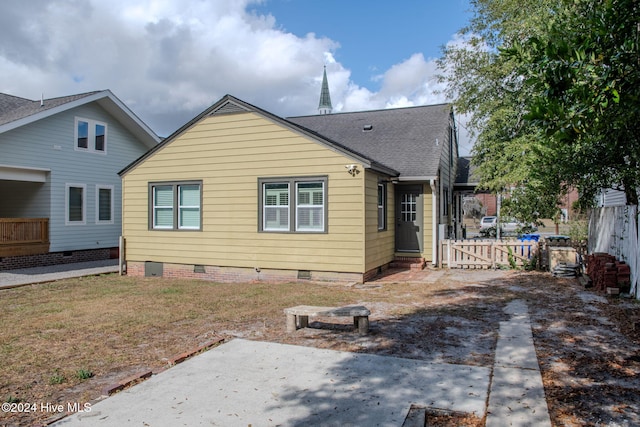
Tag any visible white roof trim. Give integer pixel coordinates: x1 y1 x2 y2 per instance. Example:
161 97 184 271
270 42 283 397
0 90 159 148
397 176 438 182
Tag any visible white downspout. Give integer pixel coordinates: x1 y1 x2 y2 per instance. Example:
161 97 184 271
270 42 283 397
430 179 438 267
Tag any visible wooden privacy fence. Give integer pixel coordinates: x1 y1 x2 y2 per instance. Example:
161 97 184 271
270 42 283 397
440 239 538 269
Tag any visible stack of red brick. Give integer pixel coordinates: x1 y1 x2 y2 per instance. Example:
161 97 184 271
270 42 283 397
586 253 631 294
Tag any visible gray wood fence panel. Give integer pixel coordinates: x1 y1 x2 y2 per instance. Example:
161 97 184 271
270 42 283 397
588 206 639 298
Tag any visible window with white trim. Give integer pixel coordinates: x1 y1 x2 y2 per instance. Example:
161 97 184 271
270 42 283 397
377 183 387 230
96 185 114 224
259 177 327 233
75 117 107 153
149 181 202 230
263 183 290 231
178 184 201 229
296 182 324 231
66 184 86 225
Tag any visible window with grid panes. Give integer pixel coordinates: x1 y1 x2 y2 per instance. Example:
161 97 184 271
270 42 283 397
401 193 417 222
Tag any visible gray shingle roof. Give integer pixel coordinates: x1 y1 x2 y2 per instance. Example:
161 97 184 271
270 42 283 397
454 156 481 193
0 91 100 126
455 156 480 184
287 104 451 177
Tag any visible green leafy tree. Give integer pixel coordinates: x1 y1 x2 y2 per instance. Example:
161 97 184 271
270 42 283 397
438 0 567 222
512 0 640 205
441 0 640 224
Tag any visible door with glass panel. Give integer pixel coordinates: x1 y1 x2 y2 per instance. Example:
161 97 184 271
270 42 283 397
395 185 423 252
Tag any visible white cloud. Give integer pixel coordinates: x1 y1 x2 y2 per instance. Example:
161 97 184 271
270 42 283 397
0 0 464 141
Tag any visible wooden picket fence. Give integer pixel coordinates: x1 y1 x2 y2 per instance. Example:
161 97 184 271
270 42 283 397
440 239 538 269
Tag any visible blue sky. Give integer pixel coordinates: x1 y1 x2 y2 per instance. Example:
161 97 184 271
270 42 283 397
252 0 471 92
0 0 473 149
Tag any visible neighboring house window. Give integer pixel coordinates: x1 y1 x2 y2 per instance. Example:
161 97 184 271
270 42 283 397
377 183 387 230
75 117 107 153
96 185 114 224
259 177 327 233
95 123 106 151
66 184 86 225
149 181 202 231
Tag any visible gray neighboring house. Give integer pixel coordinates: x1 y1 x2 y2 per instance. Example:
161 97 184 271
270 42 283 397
0 90 159 270
597 188 629 207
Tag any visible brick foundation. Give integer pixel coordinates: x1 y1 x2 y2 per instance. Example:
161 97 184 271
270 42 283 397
0 248 117 271
363 263 391 282
126 261 366 284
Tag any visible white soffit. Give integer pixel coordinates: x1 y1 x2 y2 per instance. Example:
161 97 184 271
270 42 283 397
0 164 50 182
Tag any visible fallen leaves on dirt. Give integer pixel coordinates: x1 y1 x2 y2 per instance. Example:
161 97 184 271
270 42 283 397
517 273 640 427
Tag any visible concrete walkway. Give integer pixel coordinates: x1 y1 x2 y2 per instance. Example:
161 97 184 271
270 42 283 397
0 259 119 289
486 300 552 427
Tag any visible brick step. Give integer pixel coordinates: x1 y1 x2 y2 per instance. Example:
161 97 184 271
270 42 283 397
390 257 426 270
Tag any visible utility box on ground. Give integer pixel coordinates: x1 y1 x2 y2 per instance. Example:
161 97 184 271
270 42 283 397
549 247 577 271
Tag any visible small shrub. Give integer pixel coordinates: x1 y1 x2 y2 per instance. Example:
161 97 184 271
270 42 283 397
5 395 20 403
48 370 66 385
75 369 94 380
507 246 518 269
522 253 538 271
568 220 588 243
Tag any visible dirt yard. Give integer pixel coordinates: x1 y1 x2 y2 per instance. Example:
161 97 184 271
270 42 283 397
1 268 639 426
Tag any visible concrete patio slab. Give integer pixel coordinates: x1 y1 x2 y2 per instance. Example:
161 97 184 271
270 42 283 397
53 339 491 427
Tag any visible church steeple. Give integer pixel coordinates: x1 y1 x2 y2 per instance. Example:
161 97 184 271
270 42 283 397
318 66 332 115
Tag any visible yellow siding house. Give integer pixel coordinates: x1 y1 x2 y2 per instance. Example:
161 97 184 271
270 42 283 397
120 95 458 283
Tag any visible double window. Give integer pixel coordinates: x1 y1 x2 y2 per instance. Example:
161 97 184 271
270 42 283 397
150 181 202 230
75 117 107 153
65 184 114 225
260 177 327 233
